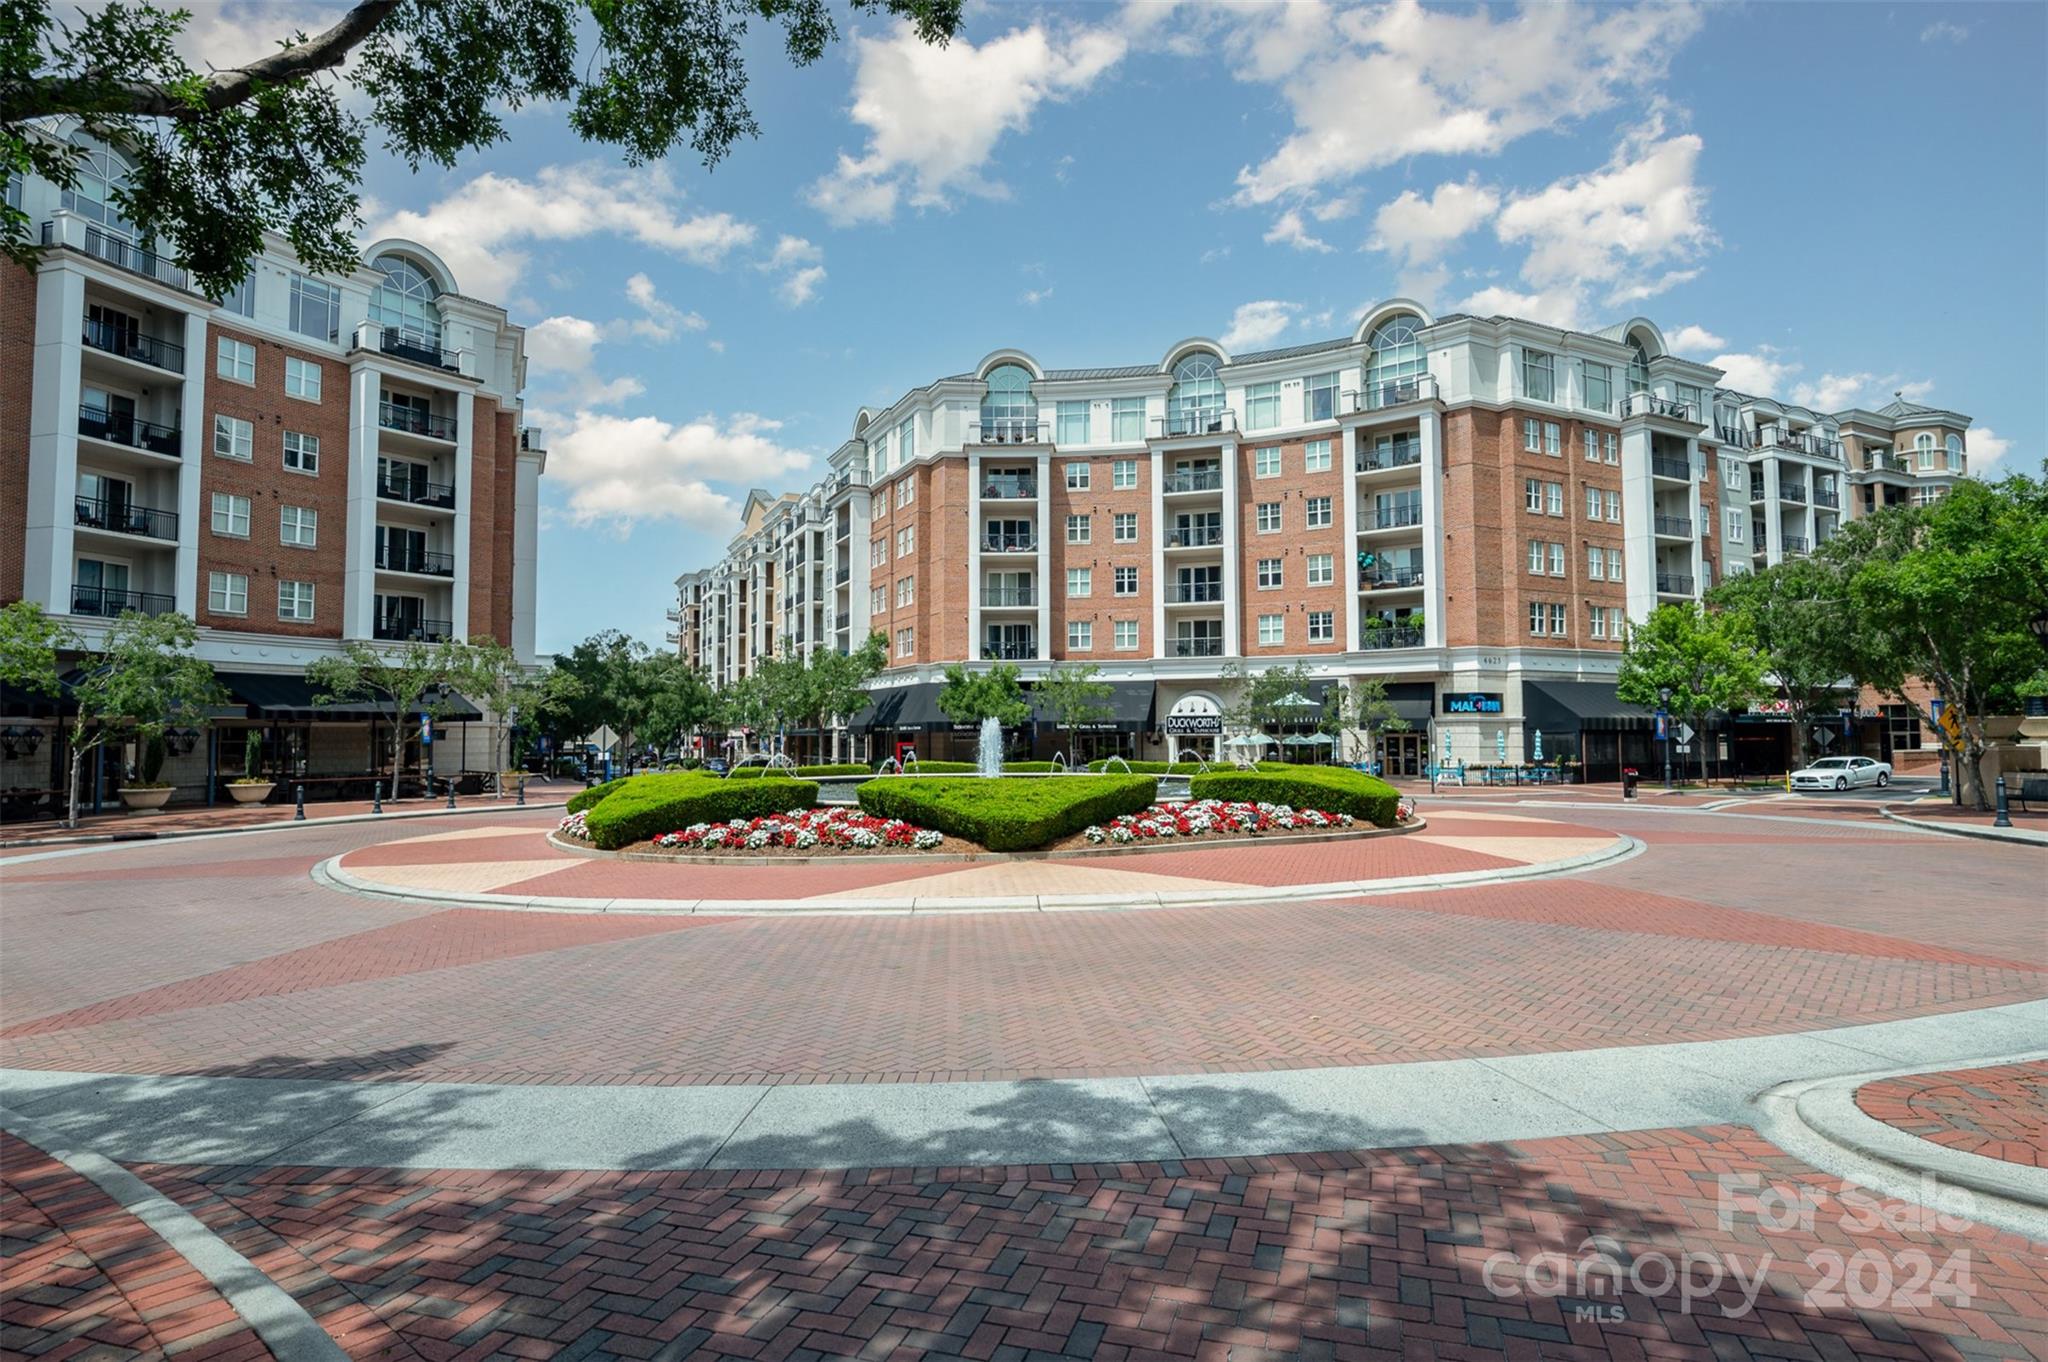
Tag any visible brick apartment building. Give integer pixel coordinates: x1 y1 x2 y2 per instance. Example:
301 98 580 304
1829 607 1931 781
674 301 1975 779
1 132 545 814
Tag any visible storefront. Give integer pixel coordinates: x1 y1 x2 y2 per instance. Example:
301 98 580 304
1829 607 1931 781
1030 681 1154 764
1162 692 1224 764
1519 680 1660 784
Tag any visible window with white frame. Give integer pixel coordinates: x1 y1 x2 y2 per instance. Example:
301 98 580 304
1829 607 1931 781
1066 619 1092 651
1522 349 1556 402
1304 438 1331 472
213 414 252 460
1527 478 1544 513
1590 605 1608 640
1585 484 1601 518
1604 490 1621 522
1254 446 1281 478
1306 371 1341 421
1114 619 1139 651
1549 603 1568 636
897 627 913 657
282 430 318 474
288 274 340 341
1545 481 1564 515
1584 362 1612 412
283 356 321 400
1306 552 1333 586
1257 558 1283 589
1604 433 1618 464
1113 512 1137 542
278 579 315 621
1067 567 1091 597
215 336 254 382
1584 430 1600 461
1111 397 1145 442
1305 495 1333 528
897 417 914 463
1915 434 1935 469
870 538 887 568
1528 601 1547 635
1256 502 1281 532
1528 540 1547 574
896 575 914 607
1725 508 1745 541
1112 458 1138 489
1588 545 1604 579
1066 513 1091 544
1057 402 1089 445
1245 382 1280 429
1544 422 1561 456
870 586 885 615
897 525 915 555
208 571 248 615
1523 418 1542 452
1065 461 1090 490
1548 542 1565 575
280 504 317 547
896 477 915 507
1945 433 1963 469
209 492 249 537
1308 610 1335 642
1257 614 1284 646
1113 566 1139 595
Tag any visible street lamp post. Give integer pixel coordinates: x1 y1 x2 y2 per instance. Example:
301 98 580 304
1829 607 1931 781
1659 686 1673 790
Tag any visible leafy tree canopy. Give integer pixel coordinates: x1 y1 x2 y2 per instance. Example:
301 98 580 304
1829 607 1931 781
1034 662 1113 735
0 599 69 697
936 661 1031 726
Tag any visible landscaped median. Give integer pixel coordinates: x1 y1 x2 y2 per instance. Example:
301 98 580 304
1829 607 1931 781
855 775 1158 852
576 772 819 850
1189 766 1405 826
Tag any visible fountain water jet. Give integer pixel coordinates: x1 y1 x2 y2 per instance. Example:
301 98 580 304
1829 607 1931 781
976 716 1004 777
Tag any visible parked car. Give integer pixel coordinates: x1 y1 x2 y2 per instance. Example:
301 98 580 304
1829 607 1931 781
703 757 730 774
1790 755 1891 791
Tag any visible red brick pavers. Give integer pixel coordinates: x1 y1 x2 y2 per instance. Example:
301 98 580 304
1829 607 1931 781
0 783 579 849
129 1125 2048 1361
0 1133 277 1361
1856 1062 2048 1169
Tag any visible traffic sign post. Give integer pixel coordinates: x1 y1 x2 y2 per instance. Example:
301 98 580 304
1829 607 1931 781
1655 709 1672 789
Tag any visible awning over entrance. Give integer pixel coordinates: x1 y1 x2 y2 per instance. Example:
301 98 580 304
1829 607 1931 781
1031 680 1155 731
1522 680 1656 732
218 672 482 722
851 682 947 732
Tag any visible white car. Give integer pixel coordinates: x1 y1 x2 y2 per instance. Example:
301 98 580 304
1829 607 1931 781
1790 755 1892 791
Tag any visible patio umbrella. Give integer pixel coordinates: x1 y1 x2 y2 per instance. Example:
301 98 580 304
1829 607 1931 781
1274 692 1318 710
1223 733 1273 749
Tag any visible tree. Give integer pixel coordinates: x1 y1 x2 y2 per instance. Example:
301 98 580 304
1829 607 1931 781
307 636 474 798
1341 677 1411 766
1709 556 1859 766
1824 471 2048 808
4 0 963 296
550 630 650 763
793 633 887 760
936 661 1031 726
638 651 721 758
63 610 224 827
1 600 67 699
1220 660 1323 737
1033 662 1113 762
1616 603 1767 785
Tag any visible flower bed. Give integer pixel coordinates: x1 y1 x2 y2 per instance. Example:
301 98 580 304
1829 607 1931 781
1079 798 1360 845
560 806 946 854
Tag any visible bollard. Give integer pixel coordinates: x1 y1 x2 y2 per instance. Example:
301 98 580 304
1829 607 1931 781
371 779 383 815
515 773 526 806
445 777 458 811
1993 775 2013 829
294 783 306 820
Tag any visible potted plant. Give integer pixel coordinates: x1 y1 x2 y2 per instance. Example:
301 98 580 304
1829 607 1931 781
119 733 174 811
229 730 275 803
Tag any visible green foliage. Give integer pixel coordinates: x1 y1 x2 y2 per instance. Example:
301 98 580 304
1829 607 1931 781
936 662 1032 726
61 611 224 824
1084 759 1211 774
895 759 977 772
308 636 475 791
1617 602 1768 780
726 762 870 779
856 776 1157 852
1188 767 1403 827
1220 660 1336 735
1000 761 1058 772
1708 556 1857 764
0 600 70 697
4 0 962 296
1342 678 1412 745
242 729 263 781
582 772 818 850
1033 662 1113 741
565 776 630 814
138 732 166 785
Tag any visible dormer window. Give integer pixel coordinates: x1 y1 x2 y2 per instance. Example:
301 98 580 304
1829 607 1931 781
1627 338 1652 396
60 135 136 237
1365 314 1425 402
370 255 443 350
980 364 1037 442
1168 353 1226 435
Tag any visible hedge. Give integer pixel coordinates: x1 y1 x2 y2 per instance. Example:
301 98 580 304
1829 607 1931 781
893 759 979 773
727 763 871 779
582 772 819 850
1187 767 1402 827
856 775 1157 851
565 776 630 814
1084 759 1212 774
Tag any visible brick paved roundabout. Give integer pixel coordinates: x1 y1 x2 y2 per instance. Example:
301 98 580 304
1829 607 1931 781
3 796 2044 1359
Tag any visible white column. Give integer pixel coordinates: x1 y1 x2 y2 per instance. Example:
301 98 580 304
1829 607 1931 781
512 445 543 662
172 310 207 617
1149 448 1165 658
451 391 474 641
1034 452 1049 660
1762 457 1783 568
1686 437 1704 597
966 452 981 659
24 267 85 612
1341 427 1361 651
1418 413 1446 649
1620 425 1656 623
1220 441 1239 657
343 368 380 640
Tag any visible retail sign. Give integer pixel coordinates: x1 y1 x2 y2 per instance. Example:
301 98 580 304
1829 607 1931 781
1164 713 1222 736
1747 699 1794 716
420 714 432 746
1441 691 1504 715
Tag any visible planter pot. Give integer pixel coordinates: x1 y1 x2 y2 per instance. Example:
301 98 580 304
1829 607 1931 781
1981 716 2026 742
118 786 173 812
227 782 275 804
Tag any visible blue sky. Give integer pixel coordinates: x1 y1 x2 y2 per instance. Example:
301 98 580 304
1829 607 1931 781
313 0 2044 656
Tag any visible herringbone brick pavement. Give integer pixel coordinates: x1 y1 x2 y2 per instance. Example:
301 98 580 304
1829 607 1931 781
1856 1062 2048 1169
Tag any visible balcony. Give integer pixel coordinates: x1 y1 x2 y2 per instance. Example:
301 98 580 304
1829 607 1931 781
1656 572 1695 596
982 586 1037 607
1165 525 1224 548
1813 489 1841 510
1764 430 1843 460
1153 408 1237 439
1171 637 1224 657
835 565 850 585
378 402 457 442
974 419 1049 445
74 496 177 540
1359 624 1425 650
71 585 175 617
1163 468 1224 493
1372 505 1423 530
78 405 180 458
376 546 454 577
1167 582 1225 604
1714 425 1753 450
980 474 1038 499
1782 535 1810 554
370 326 459 372
981 641 1037 660
1653 514 1694 538
42 218 185 288
983 533 1037 554
1780 485 1808 504
374 617 452 643
377 469 457 509
1343 374 1438 413
82 316 184 373
1364 567 1424 589
1651 454 1692 481
836 612 851 630
1355 443 1421 473
1625 393 1700 424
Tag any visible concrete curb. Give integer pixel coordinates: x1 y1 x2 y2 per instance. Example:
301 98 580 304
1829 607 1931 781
1879 805 2048 847
2 1108 349 1361
1749 1051 2048 1243
0 798 569 861
312 831 1642 917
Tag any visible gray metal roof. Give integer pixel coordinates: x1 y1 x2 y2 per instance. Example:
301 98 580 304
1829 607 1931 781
1227 336 1356 365
1041 363 1161 381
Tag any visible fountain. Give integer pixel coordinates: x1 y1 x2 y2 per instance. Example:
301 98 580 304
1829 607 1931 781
724 750 798 779
1098 755 1132 776
976 716 1004 777
1050 751 1069 774
874 756 903 777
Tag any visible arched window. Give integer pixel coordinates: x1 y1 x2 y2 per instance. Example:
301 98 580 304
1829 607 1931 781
1944 433 1963 469
1364 314 1426 405
1915 433 1936 470
60 135 135 237
1167 353 1226 436
1627 338 1652 396
980 364 1037 442
369 255 443 350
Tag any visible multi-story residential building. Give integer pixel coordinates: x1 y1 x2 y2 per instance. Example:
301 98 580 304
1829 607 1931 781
674 302 1978 779
1 133 545 812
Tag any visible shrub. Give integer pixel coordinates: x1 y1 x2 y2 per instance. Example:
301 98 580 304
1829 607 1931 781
894 759 978 773
1188 767 1402 827
565 776 630 814
582 772 819 850
1001 760 1057 772
726 762 872 779
1084 759 1211 774
856 775 1155 851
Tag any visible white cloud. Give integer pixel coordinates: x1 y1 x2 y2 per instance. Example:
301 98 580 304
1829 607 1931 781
1264 210 1333 253
373 163 756 302
540 411 816 530
620 273 707 342
1369 176 1500 267
1920 21 1969 43
1964 427 2011 477
1220 300 1300 351
1665 324 1725 354
1707 348 1799 398
1790 373 1935 411
1020 286 1054 306
760 235 827 306
807 19 1128 225
1453 283 1592 332
1229 0 1704 206
525 316 644 408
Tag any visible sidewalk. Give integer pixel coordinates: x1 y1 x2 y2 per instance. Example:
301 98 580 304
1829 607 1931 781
1881 798 2048 846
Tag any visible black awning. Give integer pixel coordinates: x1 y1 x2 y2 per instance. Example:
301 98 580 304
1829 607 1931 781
219 671 482 722
1030 680 1155 731
1523 680 1657 732
2 677 76 718
852 681 948 732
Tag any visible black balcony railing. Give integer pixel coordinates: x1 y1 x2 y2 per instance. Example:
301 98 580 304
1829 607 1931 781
375 327 458 371
1374 505 1423 529
78 405 181 457
1166 525 1224 548
1163 468 1224 493
1365 567 1424 589
44 220 183 286
981 642 1037 660
82 316 184 372
1653 514 1693 538
71 585 175 617
1714 426 1752 450
1154 408 1236 439
983 534 1037 553
975 419 1049 445
374 617 452 642
1651 454 1692 480
1359 624 1425 650
1656 572 1695 595
74 496 177 539
1355 444 1421 472
1168 582 1225 603
1765 430 1843 459
1172 637 1224 657
378 401 457 441
981 586 1037 606
1627 394 1699 423
981 475 1038 498
1813 489 1840 509
1780 485 1808 503
836 612 851 629
376 470 457 508
376 547 454 576
835 565 850 584
1342 375 1438 413
1782 534 1810 553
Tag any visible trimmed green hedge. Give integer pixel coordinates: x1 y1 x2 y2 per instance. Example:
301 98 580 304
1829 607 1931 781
856 775 1157 851
1188 767 1402 827
727 763 871 779
565 776 630 814
895 759 979 773
1001 760 1058 772
583 773 819 850
1084 759 1211 774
